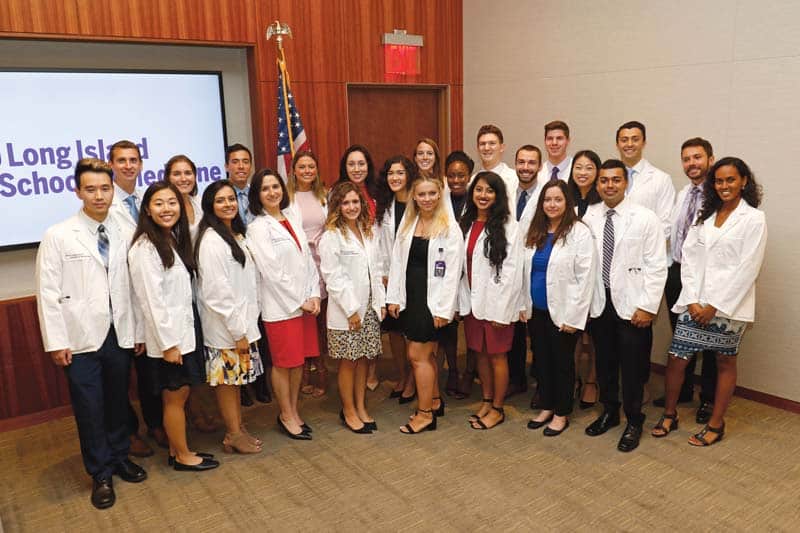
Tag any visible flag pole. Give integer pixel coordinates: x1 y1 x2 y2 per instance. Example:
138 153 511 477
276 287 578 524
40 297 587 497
267 20 296 155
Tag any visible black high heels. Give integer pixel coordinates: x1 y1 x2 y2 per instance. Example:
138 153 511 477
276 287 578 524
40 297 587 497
277 416 312 440
432 397 445 417
398 392 416 404
339 410 372 434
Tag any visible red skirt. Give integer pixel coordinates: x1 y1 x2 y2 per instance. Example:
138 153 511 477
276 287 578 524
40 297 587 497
463 314 514 354
264 314 320 368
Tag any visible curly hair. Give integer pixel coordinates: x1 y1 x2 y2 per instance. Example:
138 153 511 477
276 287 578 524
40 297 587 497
697 156 763 223
459 171 510 274
375 155 415 226
325 181 373 239
525 180 579 248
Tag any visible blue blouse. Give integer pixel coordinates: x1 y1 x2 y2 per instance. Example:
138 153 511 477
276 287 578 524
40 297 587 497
531 233 555 310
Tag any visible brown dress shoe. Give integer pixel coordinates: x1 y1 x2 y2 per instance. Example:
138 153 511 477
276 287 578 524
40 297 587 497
129 433 154 458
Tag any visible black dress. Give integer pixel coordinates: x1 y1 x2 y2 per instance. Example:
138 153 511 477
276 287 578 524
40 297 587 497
400 236 437 342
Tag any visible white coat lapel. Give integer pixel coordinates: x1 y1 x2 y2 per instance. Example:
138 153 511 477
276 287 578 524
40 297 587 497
612 208 633 256
709 202 747 246
73 224 105 266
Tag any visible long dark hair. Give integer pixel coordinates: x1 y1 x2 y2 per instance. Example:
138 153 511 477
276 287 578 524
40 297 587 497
459 171 510 274
567 149 602 206
248 168 289 216
132 181 194 273
375 155 415 226
526 180 579 248
337 144 379 200
697 157 763 223
195 180 247 268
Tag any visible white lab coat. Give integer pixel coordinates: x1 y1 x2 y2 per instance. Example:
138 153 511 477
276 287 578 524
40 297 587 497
386 216 465 320
109 184 139 232
186 193 204 245
196 228 261 348
673 201 767 322
626 159 676 241
319 226 385 330
458 218 523 325
584 199 667 320
378 198 400 279
128 238 195 358
515 179 546 236
247 211 321 322
519 221 599 330
36 210 137 353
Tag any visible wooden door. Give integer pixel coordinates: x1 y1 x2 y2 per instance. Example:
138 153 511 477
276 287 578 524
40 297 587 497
347 85 449 173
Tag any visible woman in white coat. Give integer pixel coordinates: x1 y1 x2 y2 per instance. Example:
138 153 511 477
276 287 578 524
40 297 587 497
387 176 465 434
652 157 766 446
286 150 330 397
247 169 321 441
375 155 416 400
129 181 218 471
458 171 522 430
522 180 598 436
195 180 264 454
319 182 386 433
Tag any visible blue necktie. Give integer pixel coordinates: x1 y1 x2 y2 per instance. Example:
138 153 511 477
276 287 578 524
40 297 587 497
516 190 528 221
124 195 139 221
97 224 109 270
602 209 615 288
237 190 249 223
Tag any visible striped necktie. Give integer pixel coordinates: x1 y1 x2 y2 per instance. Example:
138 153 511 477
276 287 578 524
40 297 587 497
602 209 615 288
124 195 139 221
97 224 109 270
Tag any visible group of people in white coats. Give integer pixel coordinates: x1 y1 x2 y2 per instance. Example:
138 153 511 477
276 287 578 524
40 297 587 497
35 125 768 509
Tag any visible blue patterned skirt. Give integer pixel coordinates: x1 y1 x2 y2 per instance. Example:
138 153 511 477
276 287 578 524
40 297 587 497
668 312 747 359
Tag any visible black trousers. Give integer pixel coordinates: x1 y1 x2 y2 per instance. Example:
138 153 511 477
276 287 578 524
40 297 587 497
665 262 717 403
128 352 164 434
509 319 534 387
589 293 651 426
532 310 579 416
64 326 131 479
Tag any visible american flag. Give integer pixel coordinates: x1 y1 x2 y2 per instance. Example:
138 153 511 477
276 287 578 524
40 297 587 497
276 50 309 182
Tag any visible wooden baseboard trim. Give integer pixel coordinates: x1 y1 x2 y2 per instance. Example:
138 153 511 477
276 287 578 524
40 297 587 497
0 405 73 433
650 362 800 414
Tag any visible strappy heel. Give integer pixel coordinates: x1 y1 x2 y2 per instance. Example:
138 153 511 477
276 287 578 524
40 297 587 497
432 397 445 417
468 398 493 422
400 409 437 434
651 413 679 438
471 406 505 430
689 423 724 446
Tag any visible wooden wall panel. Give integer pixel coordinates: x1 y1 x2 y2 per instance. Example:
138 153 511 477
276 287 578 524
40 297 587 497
450 84 464 150
0 0 80 35
0 298 71 420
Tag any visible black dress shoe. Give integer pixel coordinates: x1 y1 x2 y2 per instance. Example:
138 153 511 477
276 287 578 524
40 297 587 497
301 423 313 434
363 420 378 431
527 414 553 430
398 392 416 405
277 416 312 440
543 419 570 437
653 393 693 408
696 401 714 424
585 410 620 436
240 387 254 407
174 457 220 471
339 410 372 434
91 477 115 509
168 452 214 466
617 423 643 452
114 459 147 483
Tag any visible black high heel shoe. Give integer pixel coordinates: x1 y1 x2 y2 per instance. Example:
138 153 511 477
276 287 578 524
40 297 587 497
432 397 445 417
168 452 215 466
277 416 312 440
398 392 416 404
399 409 437 434
339 410 372 434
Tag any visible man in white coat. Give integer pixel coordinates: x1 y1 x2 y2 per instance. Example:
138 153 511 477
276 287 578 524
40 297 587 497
108 140 166 457
474 124 518 214
536 120 572 184
583 159 667 453
615 121 676 240
507 144 542 399
36 158 147 509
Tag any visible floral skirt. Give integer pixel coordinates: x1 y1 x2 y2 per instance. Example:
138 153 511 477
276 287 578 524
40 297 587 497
205 343 264 386
668 312 747 360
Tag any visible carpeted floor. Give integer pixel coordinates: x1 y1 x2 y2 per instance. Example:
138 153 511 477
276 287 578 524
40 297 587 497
1 365 799 532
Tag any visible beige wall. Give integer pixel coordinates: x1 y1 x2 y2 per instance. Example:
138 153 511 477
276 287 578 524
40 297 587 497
0 39 252 299
464 0 799 401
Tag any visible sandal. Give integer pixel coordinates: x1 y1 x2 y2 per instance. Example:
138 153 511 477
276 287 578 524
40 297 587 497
312 362 328 398
468 398 493 422
651 413 679 438
471 407 505 430
579 382 599 409
689 423 725 446
400 409 437 434
222 432 262 454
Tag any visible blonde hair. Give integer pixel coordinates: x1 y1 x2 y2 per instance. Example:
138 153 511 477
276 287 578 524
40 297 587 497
287 150 327 206
325 182 373 239
399 176 451 238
